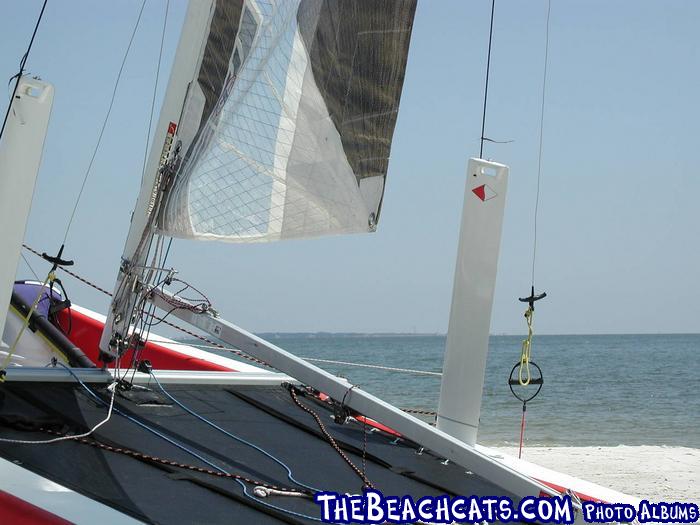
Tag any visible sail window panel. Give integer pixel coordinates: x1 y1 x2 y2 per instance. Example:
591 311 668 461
238 8 259 60
159 0 417 242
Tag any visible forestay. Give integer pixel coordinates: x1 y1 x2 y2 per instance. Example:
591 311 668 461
158 0 416 242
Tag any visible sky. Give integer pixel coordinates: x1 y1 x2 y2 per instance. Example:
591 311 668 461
1 0 699 335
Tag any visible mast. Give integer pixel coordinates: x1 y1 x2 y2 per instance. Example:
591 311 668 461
99 0 214 358
0 77 54 338
436 158 508 446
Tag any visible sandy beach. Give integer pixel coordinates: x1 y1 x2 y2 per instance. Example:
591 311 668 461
494 446 700 505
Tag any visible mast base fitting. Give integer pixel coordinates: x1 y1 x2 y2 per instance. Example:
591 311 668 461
99 333 123 364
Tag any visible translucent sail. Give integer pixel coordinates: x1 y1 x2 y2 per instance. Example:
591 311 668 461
158 0 416 242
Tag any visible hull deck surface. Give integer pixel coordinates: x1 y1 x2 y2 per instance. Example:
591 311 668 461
0 380 522 524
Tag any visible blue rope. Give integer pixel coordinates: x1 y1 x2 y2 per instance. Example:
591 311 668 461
56 364 322 521
57 364 227 473
149 371 322 493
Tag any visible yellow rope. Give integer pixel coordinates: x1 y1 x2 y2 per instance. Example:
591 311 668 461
519 306 534 386
0 272 54 380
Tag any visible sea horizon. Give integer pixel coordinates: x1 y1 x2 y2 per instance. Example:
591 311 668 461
208 333 700 449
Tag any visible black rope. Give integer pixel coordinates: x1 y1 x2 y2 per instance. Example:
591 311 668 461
288 386 374 490
0 0 48 142
33 428 309 496
479 0 496 158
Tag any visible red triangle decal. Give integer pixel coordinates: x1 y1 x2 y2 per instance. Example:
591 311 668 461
472 184 486 201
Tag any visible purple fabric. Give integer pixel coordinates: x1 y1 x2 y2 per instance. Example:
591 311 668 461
12 281 63 318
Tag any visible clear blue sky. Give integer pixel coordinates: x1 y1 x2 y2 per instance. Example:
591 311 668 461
2 1 699 335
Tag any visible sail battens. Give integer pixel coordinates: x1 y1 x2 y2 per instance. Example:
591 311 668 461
158 0 416 242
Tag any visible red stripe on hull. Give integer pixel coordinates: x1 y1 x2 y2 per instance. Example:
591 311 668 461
0 490 73 525
57 308 235 372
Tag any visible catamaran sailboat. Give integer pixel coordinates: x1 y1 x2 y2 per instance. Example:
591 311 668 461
0 1 647 523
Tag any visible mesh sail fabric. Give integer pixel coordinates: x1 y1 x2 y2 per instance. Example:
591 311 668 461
159 0 416 242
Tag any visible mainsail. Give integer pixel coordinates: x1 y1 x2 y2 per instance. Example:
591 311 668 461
159 0 417 242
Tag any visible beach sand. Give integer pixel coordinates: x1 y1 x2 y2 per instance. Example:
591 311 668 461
494 446 700 505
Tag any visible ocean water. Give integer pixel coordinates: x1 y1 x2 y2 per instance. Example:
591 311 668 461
253 333 700 448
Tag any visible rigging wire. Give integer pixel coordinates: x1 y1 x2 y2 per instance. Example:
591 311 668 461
511 0 553 457
298 357 441 377
9 2 150 377
479 0 496 158
61 0 147 245
531 0 552 287
124 1 172 377
20 243 442 382
0 0 48 142
22 242 440 379
513 0 553 388
141 0 169 183
22 243 270 367
20 253 40 281
0 1 52 377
